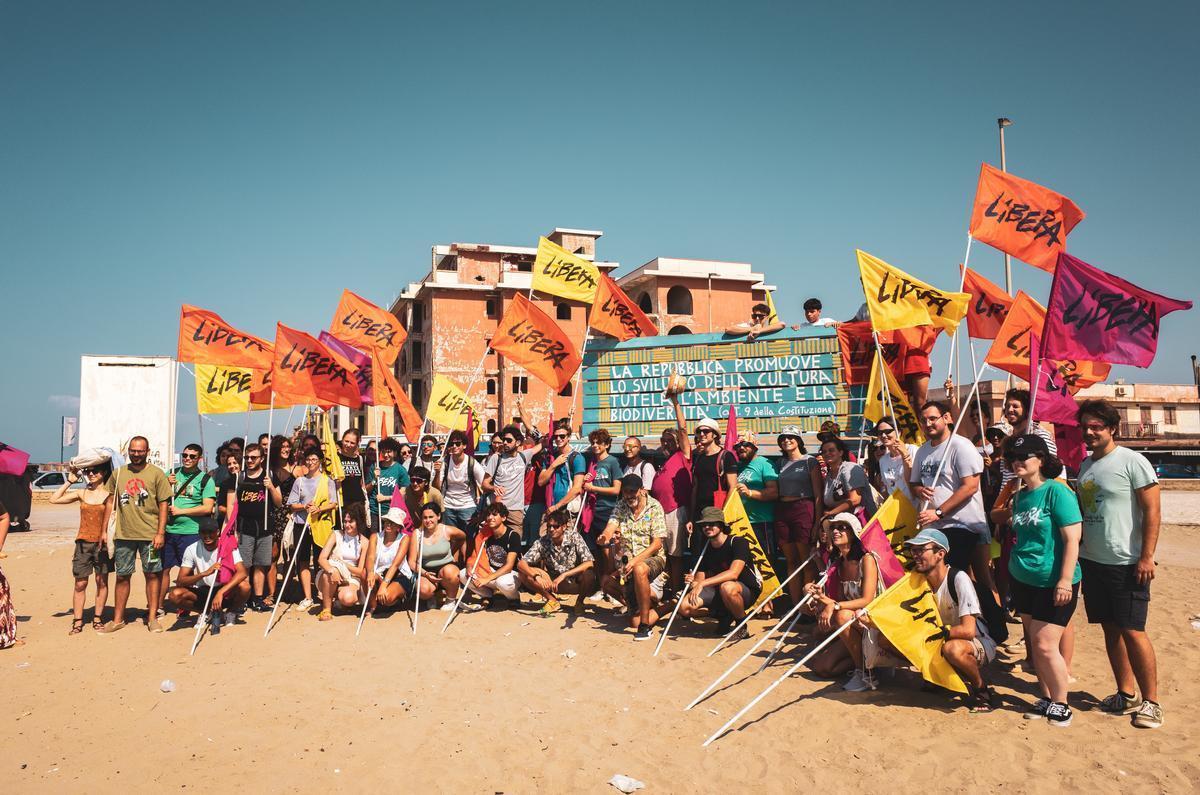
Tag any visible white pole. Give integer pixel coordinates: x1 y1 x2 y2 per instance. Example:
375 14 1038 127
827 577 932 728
758 591 822 672
187 573 219 656
684 572 828 712
708 550 817 656
920 359 988 511
968 339 988 438
870 331 896 424
440 534 491 634
412 529 425 634
355 581 377 638
940 234 975 384
653 540 709 656
702 614 857 747
264 517 311 637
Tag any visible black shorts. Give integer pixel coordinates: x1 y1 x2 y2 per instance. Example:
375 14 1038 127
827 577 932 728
1080 558 1150 631
1009 577 1078 627
942 525 983 571
293 523 317 568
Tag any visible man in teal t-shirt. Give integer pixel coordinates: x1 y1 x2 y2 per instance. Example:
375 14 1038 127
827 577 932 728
734 435 779 552
162 443 217 618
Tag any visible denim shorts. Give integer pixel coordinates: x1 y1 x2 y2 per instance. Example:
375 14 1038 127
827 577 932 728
114 539 163 576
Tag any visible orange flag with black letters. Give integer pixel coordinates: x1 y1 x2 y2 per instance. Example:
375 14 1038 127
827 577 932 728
590 273 657 341
983 292 1110 389
370 348 423 442
492 294 582 393
961 266 1013 341
271 323 363 409
177 305 273 370
329 289 407 366
968 163 1085 273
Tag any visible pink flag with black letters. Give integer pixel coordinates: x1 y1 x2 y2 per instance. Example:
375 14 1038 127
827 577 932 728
1042 253 1192 368
1029 334 1081 427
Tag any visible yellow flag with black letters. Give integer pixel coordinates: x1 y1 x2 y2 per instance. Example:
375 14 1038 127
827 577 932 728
195 364 253 414
425 375 482 443
864 355 925 445
858 250 969 334
722 491 781 610
866 572 968 694
532 236 600 304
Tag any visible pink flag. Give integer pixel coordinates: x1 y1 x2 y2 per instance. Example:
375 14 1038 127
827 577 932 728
318 331 373 406
723 405 737 455
0 442 30 477
858 517 906 588
1042 253 1193 368
1055 424 1087 473
1029 334 1080 427
217 499 240 585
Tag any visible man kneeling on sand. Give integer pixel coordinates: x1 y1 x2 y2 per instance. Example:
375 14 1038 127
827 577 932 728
517 509 596 615
167 525 249 635
678 507 762 641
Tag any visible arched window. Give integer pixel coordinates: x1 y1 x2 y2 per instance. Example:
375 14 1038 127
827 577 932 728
666 285 693 314
668 325 692 335
636 291 652 313
486 379 496 396
486 418 497 434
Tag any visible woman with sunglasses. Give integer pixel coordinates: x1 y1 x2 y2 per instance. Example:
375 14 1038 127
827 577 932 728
804 512 884 690
773 426 823 605
439 430 485 534
992 434 1082 727
871 416 917 501
52 460 114 633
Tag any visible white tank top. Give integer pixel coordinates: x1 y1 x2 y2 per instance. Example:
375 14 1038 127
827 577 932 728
374 534 402 574
336 532 362 564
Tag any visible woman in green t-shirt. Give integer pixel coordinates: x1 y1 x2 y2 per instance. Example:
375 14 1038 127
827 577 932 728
1002 434 1082 728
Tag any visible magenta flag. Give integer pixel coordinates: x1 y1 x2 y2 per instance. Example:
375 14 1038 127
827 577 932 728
318 331 373 406
217 499 240 585
1042 253 1193 368
723 405 738 455
858 517 906 588
1055 424 1087 473
1029 334 1080 427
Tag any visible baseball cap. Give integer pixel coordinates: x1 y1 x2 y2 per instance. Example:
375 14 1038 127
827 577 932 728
903 529 949 551
619 473 644 491
1008 433 1050 460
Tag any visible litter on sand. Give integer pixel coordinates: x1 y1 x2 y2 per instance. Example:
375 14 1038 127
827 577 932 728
609 774 646 793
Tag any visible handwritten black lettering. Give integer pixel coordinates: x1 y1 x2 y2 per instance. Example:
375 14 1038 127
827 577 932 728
542 257 598 291
339 310 398 347
278 344 353 387
876 271 953 316
505 322 570 369
204 369 252 396
983 192 1064 249
192 320 267 353
601 296 645 337
1061 289 1160 339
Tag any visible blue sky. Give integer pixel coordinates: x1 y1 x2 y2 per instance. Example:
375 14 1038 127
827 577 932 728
3 1 1198 461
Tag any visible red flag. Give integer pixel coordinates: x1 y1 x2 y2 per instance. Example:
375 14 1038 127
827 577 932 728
492 294 582 393
836 322 903 386
177 305 272 370
590 274 657 340
1042 252 1193 368
271 323 362 409
329 289 407 366
968 163 1085 273
1055 424 1087 473
370 348 423 443
379 411 389 440
961 266 1013 340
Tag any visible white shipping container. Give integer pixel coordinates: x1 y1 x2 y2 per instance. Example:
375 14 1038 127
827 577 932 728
78 355 177 470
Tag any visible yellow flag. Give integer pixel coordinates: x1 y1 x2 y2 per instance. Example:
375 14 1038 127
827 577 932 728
764 290 779 323
722 491 781 610
866 572 968 694
857 250 969 334
195 364 253 414
532 236 600 304
864 354 925 445
873 489 921 566
318 411 345 481
425 375 482 442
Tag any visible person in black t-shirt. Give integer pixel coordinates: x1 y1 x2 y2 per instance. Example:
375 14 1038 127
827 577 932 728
685 415 737 554
679 506 762 638
337 429 372 520
459 504 522 604
226 447 284 612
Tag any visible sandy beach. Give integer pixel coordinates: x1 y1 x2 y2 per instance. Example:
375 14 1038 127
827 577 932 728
4 501 1198 793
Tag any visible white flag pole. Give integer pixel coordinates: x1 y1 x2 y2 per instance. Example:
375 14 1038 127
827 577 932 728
708 550 817 657
440 535 491 634
264 516 310 638
412 529 425 634
653 540 708 656
355 581 377 638
188 572 220 656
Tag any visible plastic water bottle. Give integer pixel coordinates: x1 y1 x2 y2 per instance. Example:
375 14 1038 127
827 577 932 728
160 679 176 693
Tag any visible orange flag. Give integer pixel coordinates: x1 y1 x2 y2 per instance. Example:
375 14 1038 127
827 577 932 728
492 294 582 392
968 163 1085 273
590 273 657 340
370 348 423 442
177 305 273 370
329 289 407 367
271 323 363 409
983 292 1110 389
961 266 1013 341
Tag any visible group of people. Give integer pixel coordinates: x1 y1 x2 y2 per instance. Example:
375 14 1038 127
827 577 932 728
36 382 1164 730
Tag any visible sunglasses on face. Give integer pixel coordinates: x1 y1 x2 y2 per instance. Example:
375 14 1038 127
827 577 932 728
751 313 766 320
181 452 199 459
422 441 434 447
503 437 518 444
1004 452 1039 465
83 467 103 475
246 455 262 462
545 523 563 530
830 525 851 534
875 427 895 436
553 433 569 440
448 440 464 447
908 545 935 556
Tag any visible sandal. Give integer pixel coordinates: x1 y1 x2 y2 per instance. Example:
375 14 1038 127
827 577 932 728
317 610 333 622
91 617 104 630
69 619 84 636
539 599 561 616
969 686 996 714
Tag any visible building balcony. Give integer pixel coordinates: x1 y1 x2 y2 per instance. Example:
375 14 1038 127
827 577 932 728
1119 422 1161 438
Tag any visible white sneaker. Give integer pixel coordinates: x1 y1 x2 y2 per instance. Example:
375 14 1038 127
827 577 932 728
439 603 458 612
589 590 606 602
843 669 877 692
297 598 314 612
1024 697 1051 720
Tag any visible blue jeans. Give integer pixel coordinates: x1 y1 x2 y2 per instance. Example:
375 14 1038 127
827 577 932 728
523 502 547 548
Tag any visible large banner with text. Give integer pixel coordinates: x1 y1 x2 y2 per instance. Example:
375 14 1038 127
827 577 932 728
581 328 863 440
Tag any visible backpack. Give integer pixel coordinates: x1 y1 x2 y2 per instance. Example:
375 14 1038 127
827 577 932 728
947 565 1009 645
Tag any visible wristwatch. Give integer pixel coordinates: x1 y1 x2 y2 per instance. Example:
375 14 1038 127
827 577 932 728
934 508 944 519
833 601 841 611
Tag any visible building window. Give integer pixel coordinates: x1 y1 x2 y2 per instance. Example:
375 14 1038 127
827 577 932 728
516 257 533 273
410 379 425 410
410 341 424 370
666 285 693 314
411 301 425 328
668 324 692 335
486 298 497 318
559 381 573 397
486 419 497 434
486 379 496 396
556 303 572 320
637 292 652 313
512 376 529 394
1165 406 1177 425
436 255 458 271
1139 405 1152 424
